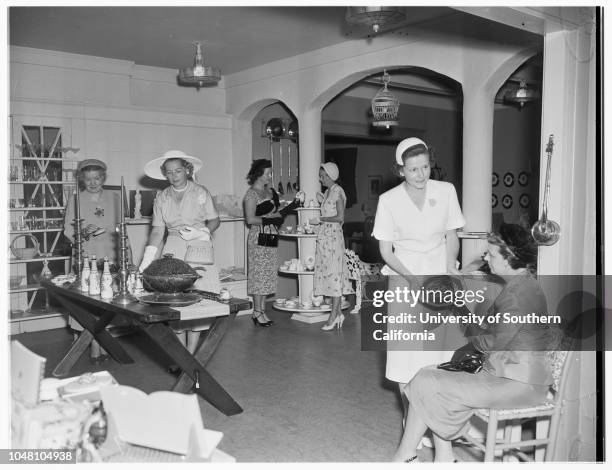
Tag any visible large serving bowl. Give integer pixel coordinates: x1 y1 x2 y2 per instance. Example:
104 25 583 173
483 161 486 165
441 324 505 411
141 254 201 293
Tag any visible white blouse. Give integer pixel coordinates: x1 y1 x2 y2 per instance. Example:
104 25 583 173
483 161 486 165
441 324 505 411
372 180 465 275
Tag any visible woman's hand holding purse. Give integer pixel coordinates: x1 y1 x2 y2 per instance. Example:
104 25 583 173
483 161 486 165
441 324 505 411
179 226 211 241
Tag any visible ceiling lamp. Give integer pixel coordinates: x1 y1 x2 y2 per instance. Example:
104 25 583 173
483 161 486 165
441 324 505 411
345 6 406 34
371 70 399 129
178 42 221 89
504 79 540 108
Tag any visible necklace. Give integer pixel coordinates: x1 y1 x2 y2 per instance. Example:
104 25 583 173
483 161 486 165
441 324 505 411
172 184 188 193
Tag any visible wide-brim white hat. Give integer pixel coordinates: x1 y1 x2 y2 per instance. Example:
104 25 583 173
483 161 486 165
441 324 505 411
144 150 203 180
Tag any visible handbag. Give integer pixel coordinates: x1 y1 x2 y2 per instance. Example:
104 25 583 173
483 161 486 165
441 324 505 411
437 343 484 374
255 188 281 216
184 239 215 265
257 224 279 248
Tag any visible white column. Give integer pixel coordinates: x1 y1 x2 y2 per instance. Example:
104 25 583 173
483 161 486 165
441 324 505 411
461 88 495 265
298 110 322 201
296 110 322 306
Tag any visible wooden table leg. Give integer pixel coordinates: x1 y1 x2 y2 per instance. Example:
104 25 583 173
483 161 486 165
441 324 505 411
50 293 134 372
172 313 236 393
140 322 242 416
53 329 95 377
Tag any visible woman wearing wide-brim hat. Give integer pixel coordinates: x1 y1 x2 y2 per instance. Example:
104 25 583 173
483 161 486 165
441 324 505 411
139 149 221 301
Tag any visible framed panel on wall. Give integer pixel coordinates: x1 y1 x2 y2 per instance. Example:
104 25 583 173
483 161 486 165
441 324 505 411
368 175 383 199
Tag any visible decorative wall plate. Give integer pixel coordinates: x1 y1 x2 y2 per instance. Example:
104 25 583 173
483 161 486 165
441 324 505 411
519 193 530 208
492 194 498 208
503 172 515 187
502 194 513 209
518 171 529 187
492 172 499 187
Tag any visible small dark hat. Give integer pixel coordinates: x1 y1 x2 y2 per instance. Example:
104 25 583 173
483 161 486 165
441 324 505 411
499 223 538 265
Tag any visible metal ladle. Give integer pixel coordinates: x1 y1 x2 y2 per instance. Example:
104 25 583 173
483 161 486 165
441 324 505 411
531 135 560 246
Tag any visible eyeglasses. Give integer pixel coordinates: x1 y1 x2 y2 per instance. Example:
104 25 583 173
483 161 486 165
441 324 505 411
164 168 186 176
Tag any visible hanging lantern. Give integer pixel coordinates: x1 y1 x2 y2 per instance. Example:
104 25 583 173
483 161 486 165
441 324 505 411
504 79 539 108
345 7 406 34
287 121 299 142
265 118 285 138
371 70 399 128
178 42 221 89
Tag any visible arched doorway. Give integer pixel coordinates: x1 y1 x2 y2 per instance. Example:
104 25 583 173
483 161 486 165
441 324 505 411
319 67 463 263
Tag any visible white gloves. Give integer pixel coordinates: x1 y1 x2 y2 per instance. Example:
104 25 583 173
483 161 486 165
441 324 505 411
179 226 211 242
139 245 158 272
316 192 324 203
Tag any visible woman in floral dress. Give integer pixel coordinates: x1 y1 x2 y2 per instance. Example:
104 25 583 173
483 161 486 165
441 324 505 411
310 162 352 331
244 159 283 327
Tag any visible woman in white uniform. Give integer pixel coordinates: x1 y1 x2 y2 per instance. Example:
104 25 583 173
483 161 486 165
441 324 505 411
372 137 465 456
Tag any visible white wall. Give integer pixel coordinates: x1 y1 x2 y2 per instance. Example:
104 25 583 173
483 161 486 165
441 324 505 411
10 46 239 268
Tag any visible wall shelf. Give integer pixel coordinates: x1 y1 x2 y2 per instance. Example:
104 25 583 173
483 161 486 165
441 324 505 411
279 268 314 275
9 206 66 211
9 181 76 185
9 255 70 264
9 121 77 329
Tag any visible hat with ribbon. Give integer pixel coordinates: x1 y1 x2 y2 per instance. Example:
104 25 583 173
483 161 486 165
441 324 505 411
144 150 203 180
77 159 107 172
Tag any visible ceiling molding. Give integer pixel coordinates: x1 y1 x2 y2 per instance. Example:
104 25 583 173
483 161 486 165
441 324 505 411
452 7 546 36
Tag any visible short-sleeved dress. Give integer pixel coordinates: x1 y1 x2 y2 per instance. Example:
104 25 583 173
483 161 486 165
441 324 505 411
152 180 221 293
372 180 465 383
313 184 353 297
245 187 278 296
64 190 120 265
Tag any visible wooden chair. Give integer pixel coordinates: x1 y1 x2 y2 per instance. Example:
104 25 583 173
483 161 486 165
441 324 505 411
461 348 575 462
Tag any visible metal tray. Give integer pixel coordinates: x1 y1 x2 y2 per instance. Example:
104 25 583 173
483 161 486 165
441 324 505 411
138 292 203 307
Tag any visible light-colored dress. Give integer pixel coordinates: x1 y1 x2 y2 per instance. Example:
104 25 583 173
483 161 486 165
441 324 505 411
152 180 220 293
314 184 352 297
372 180 465 383
244 187 278 295
64 190 120 265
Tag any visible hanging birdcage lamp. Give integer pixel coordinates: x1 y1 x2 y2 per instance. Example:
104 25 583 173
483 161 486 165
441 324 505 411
371 70 399 128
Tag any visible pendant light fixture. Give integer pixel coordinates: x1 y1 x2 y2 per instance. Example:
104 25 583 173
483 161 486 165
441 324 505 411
371 70 399 129
178 42 221 89
504 79 539 108
345 6 406 34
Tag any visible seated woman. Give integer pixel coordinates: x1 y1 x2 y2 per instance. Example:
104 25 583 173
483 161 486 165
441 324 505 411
393 224 555 462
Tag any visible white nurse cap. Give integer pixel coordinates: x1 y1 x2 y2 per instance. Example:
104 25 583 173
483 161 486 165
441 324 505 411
395 137 428 165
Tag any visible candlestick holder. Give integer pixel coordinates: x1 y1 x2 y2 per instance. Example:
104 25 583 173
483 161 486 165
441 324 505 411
71 189 85 286
112 177 137 305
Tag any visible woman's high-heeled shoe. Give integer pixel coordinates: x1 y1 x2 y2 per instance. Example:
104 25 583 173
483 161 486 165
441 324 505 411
321 313 344 331
252 310 273 327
